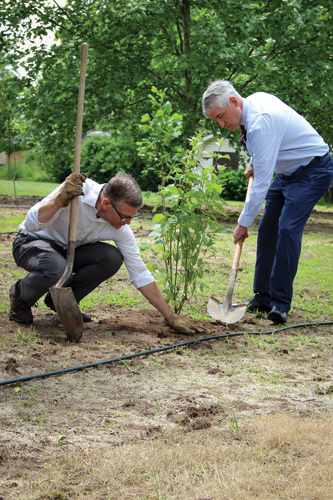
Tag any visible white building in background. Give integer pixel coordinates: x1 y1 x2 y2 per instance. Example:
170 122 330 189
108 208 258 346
198 134 248 172
0 150 26 166
81 130 111 143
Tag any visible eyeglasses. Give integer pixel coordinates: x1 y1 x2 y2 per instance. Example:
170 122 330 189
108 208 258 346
110 200 141 222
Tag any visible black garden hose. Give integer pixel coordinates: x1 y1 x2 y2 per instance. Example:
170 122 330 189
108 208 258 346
1 321 332 387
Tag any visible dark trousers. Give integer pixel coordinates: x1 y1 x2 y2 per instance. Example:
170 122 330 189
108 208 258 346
12 233 123 307
253 153 333 313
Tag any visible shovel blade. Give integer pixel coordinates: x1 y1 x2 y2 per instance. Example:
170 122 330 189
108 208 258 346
50 286 83 342
208 296 247 324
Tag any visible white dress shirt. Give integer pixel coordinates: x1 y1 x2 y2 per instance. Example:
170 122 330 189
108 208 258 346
239 92 329 227
19 178 154 289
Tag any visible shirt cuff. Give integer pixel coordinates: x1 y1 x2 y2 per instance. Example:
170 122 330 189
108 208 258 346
238 212 256 227
130 270 155 289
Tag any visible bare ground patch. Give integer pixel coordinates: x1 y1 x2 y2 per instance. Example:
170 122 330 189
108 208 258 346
0 201 333 499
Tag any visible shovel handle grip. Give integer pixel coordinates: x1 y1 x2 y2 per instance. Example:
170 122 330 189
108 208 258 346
231 174 254 270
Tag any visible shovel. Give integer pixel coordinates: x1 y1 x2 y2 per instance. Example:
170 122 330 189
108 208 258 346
50 43 88 342
208 174 254 324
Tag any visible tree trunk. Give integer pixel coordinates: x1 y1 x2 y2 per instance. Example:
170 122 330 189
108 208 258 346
7 154 10 180
182 0 192 105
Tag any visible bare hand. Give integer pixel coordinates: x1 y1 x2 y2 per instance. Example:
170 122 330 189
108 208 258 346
53 173 87 208
233 224 248 244
166 312 206 335
244 163 254 180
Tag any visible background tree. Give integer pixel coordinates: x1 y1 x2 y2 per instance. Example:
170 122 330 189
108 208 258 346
1 0 332 183
0 67 25 180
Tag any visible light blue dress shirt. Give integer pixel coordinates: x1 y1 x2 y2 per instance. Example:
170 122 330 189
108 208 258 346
239 92 329 227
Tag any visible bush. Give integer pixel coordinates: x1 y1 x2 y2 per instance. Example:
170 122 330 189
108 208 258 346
221 169 333 204
0 155 55 182
80 133 160 191
220 168 248 201
142 134 226 314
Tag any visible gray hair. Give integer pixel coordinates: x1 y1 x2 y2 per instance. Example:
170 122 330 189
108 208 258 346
103 172 143 208
202 80 242 118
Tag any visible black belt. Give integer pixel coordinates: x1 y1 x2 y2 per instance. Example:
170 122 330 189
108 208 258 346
306 151 329 167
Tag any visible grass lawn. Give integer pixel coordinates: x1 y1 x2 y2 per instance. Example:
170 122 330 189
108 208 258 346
0 180 59 197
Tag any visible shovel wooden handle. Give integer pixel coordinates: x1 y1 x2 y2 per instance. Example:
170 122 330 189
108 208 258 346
231 174 254 270
68 43 88 245
224 174 254 305
207 175 254 322
56 43 88 288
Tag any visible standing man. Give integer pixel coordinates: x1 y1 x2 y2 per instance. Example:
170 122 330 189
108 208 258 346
9 171 205 337
202 80 333 323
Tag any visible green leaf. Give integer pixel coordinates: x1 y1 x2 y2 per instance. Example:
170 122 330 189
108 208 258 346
140 243 150 251
152 213 165 222
166 185 180 195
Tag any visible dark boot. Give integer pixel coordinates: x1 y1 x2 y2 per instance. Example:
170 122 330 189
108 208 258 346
9 280 33 325
267 306 287 324
246 296 271 313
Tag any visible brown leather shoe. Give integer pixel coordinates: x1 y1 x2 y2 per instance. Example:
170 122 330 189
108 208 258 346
9 281 33 325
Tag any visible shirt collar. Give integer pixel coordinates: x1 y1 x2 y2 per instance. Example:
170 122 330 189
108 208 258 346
83 180 105 211
241 98 248 126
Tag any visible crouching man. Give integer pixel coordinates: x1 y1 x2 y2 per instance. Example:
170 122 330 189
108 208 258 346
9 171 205 336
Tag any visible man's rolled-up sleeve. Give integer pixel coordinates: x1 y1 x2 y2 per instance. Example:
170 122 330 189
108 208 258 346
115 229 155 289
21 193 67 233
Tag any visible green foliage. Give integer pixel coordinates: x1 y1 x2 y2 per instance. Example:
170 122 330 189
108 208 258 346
142 134 226 314
0 67 27 181
220 169 248 201
137 87 185 187
2 0 333 180
80 132 160 191
0 153 55 182
81 134 135 183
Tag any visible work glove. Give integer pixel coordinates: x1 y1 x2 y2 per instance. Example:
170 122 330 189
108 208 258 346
165 312 206 335
53 172 87 208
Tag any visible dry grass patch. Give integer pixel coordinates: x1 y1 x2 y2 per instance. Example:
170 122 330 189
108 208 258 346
4 414 332 500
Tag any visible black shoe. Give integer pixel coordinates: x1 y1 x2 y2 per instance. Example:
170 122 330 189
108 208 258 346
9 280 33 325
246 297 271 313
44 292 91 323
267 306 287 324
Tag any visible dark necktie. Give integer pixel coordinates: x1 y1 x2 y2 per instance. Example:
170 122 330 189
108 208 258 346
240 125 247 150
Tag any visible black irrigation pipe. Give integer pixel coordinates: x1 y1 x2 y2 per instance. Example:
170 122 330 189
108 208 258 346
1 321 332 387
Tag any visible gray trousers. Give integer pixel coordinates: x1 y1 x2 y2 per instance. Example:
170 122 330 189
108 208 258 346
12 232 123 307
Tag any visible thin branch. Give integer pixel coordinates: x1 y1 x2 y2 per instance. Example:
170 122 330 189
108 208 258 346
240 73 259 89
26 0 78 38
52 0 77 27
125 97 150 108
159 23 181 57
